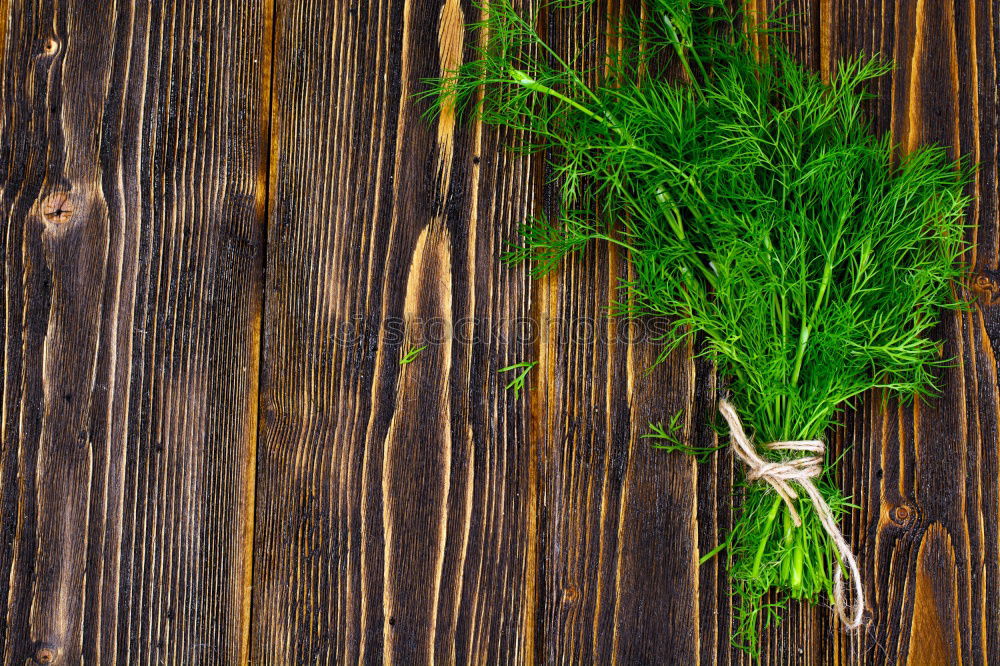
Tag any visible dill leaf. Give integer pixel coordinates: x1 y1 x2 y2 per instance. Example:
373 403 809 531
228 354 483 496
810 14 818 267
400 345 428 365
499 361 538 399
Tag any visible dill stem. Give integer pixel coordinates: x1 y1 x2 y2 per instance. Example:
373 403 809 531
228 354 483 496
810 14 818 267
812 260 833 320
666 31 698 89
791 511 805 592
660 13 708 96
780 508 792 582
787 251 835 436
752 495 784 579
788 324 810 392
592 233 640 255
699 529 735 565
510 68 609 125
656 187 685 240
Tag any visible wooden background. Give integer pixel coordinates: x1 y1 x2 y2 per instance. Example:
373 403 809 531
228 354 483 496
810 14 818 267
0 0 996 663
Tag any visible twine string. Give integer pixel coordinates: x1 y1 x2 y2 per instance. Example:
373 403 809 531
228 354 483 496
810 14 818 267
718 399 864 630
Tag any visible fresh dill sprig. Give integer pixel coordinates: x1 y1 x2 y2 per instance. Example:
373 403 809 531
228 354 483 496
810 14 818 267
400 344 428 365
498 361 538 398
425 0 973 656
643 408 722 462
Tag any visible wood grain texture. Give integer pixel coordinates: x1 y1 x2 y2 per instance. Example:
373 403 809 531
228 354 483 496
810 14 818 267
533 1 703 663
252 0 1000 663
796 1 1000 664
252 0 535 662
1 0 997 664
0 1 267 663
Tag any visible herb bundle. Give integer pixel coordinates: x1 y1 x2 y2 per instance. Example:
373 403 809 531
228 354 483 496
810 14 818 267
425 0 971 655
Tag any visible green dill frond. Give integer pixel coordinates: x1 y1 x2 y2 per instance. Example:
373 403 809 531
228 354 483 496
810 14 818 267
643 409 723 462
499 361 538 398
400 345 427 365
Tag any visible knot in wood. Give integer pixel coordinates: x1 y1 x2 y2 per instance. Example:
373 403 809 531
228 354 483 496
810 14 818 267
42 38 60 56
892 504 916 527
40 192 75 224
34 644 57 664
971 271 1000 307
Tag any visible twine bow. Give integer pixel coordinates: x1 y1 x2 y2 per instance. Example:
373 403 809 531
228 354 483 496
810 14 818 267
718 399 864 629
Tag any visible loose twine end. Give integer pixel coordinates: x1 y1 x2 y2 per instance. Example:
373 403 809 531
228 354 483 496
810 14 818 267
718 399 865 630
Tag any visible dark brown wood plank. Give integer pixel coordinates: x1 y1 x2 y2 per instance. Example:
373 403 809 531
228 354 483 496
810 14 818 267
0 1 268 664
252 0 535 662
535 2 703 662
824 1 1000 664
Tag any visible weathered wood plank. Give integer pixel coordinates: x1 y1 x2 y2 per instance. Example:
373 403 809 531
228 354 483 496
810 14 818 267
826 1 1000 664
252 0 535 662
0 1 268 664
535 2 703 662
3 0 990 663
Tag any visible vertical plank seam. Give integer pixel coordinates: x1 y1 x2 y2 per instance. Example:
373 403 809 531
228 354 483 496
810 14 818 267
243 0 278 663
527 5 552 664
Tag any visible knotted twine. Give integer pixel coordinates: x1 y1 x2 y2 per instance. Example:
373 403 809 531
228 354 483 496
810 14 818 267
717 399 864 629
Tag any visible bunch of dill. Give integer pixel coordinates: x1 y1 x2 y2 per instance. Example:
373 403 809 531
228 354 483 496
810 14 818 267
424 0 972 654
